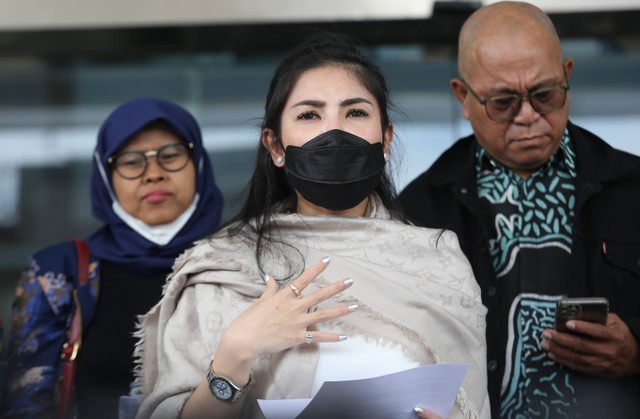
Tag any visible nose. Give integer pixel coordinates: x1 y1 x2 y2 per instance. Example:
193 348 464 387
324 114 344 132
512 96 541 125
143 156 166 183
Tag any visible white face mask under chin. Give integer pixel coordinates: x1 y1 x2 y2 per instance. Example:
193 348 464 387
112 194 200 246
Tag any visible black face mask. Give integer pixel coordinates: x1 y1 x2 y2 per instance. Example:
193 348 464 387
284 129 385 211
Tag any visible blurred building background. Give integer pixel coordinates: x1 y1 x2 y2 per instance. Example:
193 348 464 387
1 0 640 334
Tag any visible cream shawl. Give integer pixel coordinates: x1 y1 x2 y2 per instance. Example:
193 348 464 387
134 197 490 418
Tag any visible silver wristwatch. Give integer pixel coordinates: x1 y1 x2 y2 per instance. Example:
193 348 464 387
206 364 251 402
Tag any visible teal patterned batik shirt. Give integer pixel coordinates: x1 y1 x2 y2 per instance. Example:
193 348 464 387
476 129 576 278
476 129 582 418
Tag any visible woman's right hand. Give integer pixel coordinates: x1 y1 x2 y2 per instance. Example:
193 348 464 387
212 256 357 380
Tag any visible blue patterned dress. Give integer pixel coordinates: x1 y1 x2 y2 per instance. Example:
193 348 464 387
3 241 99 418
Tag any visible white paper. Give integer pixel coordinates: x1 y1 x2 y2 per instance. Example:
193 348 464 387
258 363 468 419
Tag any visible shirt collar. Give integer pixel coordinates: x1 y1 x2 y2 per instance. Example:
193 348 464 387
475 128 576 179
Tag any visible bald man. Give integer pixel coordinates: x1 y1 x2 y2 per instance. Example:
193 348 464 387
400 2 640 417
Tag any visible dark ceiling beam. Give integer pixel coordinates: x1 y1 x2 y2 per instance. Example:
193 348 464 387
0 9 639 60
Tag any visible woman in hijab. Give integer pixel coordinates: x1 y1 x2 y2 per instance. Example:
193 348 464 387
2 98 224 418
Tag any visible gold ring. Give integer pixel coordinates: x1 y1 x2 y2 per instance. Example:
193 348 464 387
288 282 301 298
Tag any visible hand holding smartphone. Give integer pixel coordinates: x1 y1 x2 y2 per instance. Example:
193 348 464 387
554 297 609 332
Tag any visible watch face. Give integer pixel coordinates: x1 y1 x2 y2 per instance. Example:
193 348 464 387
212 379 233 400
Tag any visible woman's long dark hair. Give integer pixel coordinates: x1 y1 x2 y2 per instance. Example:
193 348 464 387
221 32 401 278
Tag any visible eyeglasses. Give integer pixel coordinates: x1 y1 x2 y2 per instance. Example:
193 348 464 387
460 77 570 122
108 142 193 180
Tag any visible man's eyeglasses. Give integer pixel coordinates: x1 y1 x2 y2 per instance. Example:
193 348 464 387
108 142 193 180
460 78 570 122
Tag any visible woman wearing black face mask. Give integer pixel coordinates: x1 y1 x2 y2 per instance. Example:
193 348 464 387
134 33 490 419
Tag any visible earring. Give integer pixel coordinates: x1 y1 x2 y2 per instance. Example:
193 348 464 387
383 152 390 162
275 156 284 164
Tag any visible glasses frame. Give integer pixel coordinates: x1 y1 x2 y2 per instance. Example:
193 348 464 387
460 73 570 122
108 142 194 180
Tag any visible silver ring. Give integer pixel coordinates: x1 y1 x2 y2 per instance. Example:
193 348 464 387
305 330 313 344
288 282 301 298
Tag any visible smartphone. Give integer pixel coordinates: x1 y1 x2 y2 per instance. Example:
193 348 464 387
554 297 609 332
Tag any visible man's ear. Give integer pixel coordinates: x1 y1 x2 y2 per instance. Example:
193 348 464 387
261 129 285 167
450 78 468 104
563 58 574 79
450 78 471 120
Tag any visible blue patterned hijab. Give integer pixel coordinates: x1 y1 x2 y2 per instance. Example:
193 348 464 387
86 98 223 274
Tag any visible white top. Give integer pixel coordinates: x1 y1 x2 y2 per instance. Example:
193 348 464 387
311 331 420 396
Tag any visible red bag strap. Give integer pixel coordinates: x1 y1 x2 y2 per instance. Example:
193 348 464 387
62 239 89 358
58 239 90 419
73 238 90 287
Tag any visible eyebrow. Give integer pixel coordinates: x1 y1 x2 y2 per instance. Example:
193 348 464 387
291 97 374 108
489 77 563 95
341 97 373 107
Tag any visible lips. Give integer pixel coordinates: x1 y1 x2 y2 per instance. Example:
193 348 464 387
143 190 173 204
512 134 547 147
518 134 543 141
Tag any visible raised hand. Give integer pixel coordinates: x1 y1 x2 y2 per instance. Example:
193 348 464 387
213 257 357 381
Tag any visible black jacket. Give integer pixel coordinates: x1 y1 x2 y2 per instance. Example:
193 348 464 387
400 121 640 418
